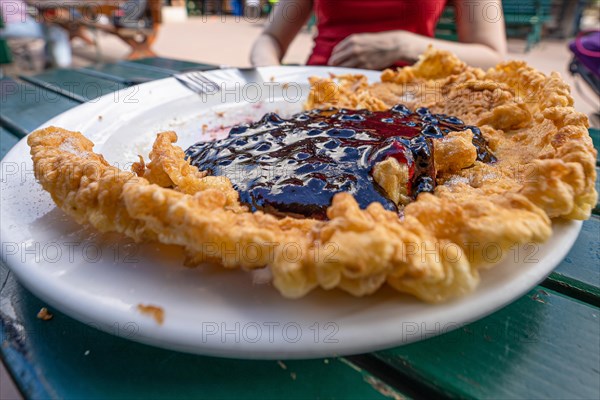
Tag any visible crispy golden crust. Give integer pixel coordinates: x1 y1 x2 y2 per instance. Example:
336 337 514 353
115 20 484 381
28 127 155 241
28 48 597 302
135 131 244 211
132 131 208 193
372 158 410 206
308 47 598 220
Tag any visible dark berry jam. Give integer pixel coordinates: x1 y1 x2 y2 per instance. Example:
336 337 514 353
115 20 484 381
185 106 495 219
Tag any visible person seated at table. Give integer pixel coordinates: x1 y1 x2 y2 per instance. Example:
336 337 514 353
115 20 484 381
250 0 506 70
0 0 72 68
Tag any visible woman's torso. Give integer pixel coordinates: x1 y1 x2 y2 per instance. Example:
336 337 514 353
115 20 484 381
307 0 447 66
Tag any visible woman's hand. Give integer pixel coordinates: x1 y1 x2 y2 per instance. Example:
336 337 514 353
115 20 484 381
327 0 506 70
328 31 414 69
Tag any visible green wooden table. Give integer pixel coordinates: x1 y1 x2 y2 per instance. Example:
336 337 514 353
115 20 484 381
1 59 599 399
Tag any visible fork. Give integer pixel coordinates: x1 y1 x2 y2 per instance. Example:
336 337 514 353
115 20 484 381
175 71 221 95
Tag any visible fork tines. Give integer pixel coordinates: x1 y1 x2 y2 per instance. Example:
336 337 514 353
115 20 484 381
175 71 221 95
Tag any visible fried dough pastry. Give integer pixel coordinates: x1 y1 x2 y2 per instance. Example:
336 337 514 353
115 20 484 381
28 48 597 302
307 47 597 220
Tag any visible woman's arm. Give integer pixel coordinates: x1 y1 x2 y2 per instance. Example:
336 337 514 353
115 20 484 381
250 0 313 66
329 0 507 70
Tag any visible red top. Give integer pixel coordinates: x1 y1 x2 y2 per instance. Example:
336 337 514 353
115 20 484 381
307 0 447 67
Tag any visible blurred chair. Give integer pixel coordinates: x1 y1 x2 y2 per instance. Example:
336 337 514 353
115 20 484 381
0 11 13 66
435 0 553 52
39 0 163 60
0 1 72 69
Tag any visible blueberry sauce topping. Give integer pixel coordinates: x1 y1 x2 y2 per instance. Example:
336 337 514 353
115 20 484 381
185 106 495 219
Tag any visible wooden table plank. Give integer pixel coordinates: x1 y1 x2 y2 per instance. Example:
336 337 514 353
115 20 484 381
595 166 600 215
0 265 404 400
19 69 127 102
590 127 599 165
0 77 80 137
373 288 600 399
544 215 600 304
122 57 217 73
0 127 20 159
80 63 171 85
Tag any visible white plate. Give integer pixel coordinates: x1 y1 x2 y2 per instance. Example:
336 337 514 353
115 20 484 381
0 66 581 359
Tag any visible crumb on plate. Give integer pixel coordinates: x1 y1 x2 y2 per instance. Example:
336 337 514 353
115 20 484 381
37 307 53 321
137 304 164 325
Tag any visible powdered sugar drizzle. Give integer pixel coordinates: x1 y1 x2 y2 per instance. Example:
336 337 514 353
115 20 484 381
59 138 88 158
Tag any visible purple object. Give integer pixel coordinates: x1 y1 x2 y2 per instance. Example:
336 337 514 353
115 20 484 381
569 30 600 79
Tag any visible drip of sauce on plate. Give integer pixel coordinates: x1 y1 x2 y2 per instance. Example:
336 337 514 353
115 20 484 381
185 106 495 219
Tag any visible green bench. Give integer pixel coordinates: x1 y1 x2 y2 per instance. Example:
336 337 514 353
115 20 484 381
435 0 553 51
434 6 459 42
504 0 553 51
0 13 13 65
